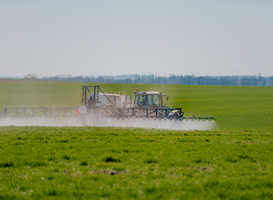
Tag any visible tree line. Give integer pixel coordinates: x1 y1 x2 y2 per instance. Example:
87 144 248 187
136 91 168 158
40 74 273 87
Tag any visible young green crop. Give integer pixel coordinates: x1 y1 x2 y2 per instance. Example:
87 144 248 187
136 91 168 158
0 126 273 199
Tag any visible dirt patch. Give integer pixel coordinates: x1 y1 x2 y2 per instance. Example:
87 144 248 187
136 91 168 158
92 170 126 175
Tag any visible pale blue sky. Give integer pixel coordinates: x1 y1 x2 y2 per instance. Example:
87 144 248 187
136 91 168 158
1 0 272 77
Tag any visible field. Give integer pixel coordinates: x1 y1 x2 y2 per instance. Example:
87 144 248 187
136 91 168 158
0 81 273 199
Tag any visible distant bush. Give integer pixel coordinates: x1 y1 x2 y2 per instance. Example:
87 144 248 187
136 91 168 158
24 73 38 80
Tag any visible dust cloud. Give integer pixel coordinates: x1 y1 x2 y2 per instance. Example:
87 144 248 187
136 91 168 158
0 116 216 131
0 117 82 127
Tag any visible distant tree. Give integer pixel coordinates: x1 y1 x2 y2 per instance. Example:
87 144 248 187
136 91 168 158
267 76 273 86
24 73 38 80
40 74 271 87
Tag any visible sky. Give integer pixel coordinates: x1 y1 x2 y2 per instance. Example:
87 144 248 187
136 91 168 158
1 0 273 77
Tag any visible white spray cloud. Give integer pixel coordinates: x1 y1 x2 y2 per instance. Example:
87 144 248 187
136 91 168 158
0 116 216 131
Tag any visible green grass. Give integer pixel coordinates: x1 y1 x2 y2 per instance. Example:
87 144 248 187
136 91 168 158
0 81 273 199
0 127 273 199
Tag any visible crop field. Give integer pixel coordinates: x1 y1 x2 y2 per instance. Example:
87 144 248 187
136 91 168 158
0 81 273 199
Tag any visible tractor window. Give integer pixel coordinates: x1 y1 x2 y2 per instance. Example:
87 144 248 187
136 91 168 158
134 94 161 106
153 95 160 106
139 95 145 105
147 95 152 105
134 95 149 106
134 96 138 105
134 95 144 105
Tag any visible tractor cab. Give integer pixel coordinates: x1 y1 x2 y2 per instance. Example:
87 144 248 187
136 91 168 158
133 91 169 108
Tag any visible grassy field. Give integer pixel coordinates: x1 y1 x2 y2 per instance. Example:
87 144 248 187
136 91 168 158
0 81 273 199
1 127 273 199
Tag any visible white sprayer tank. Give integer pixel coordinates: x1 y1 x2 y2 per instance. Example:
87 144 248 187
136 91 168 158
87 93 129 108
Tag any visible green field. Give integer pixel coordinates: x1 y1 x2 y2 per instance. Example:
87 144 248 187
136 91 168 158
0 81 273 199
